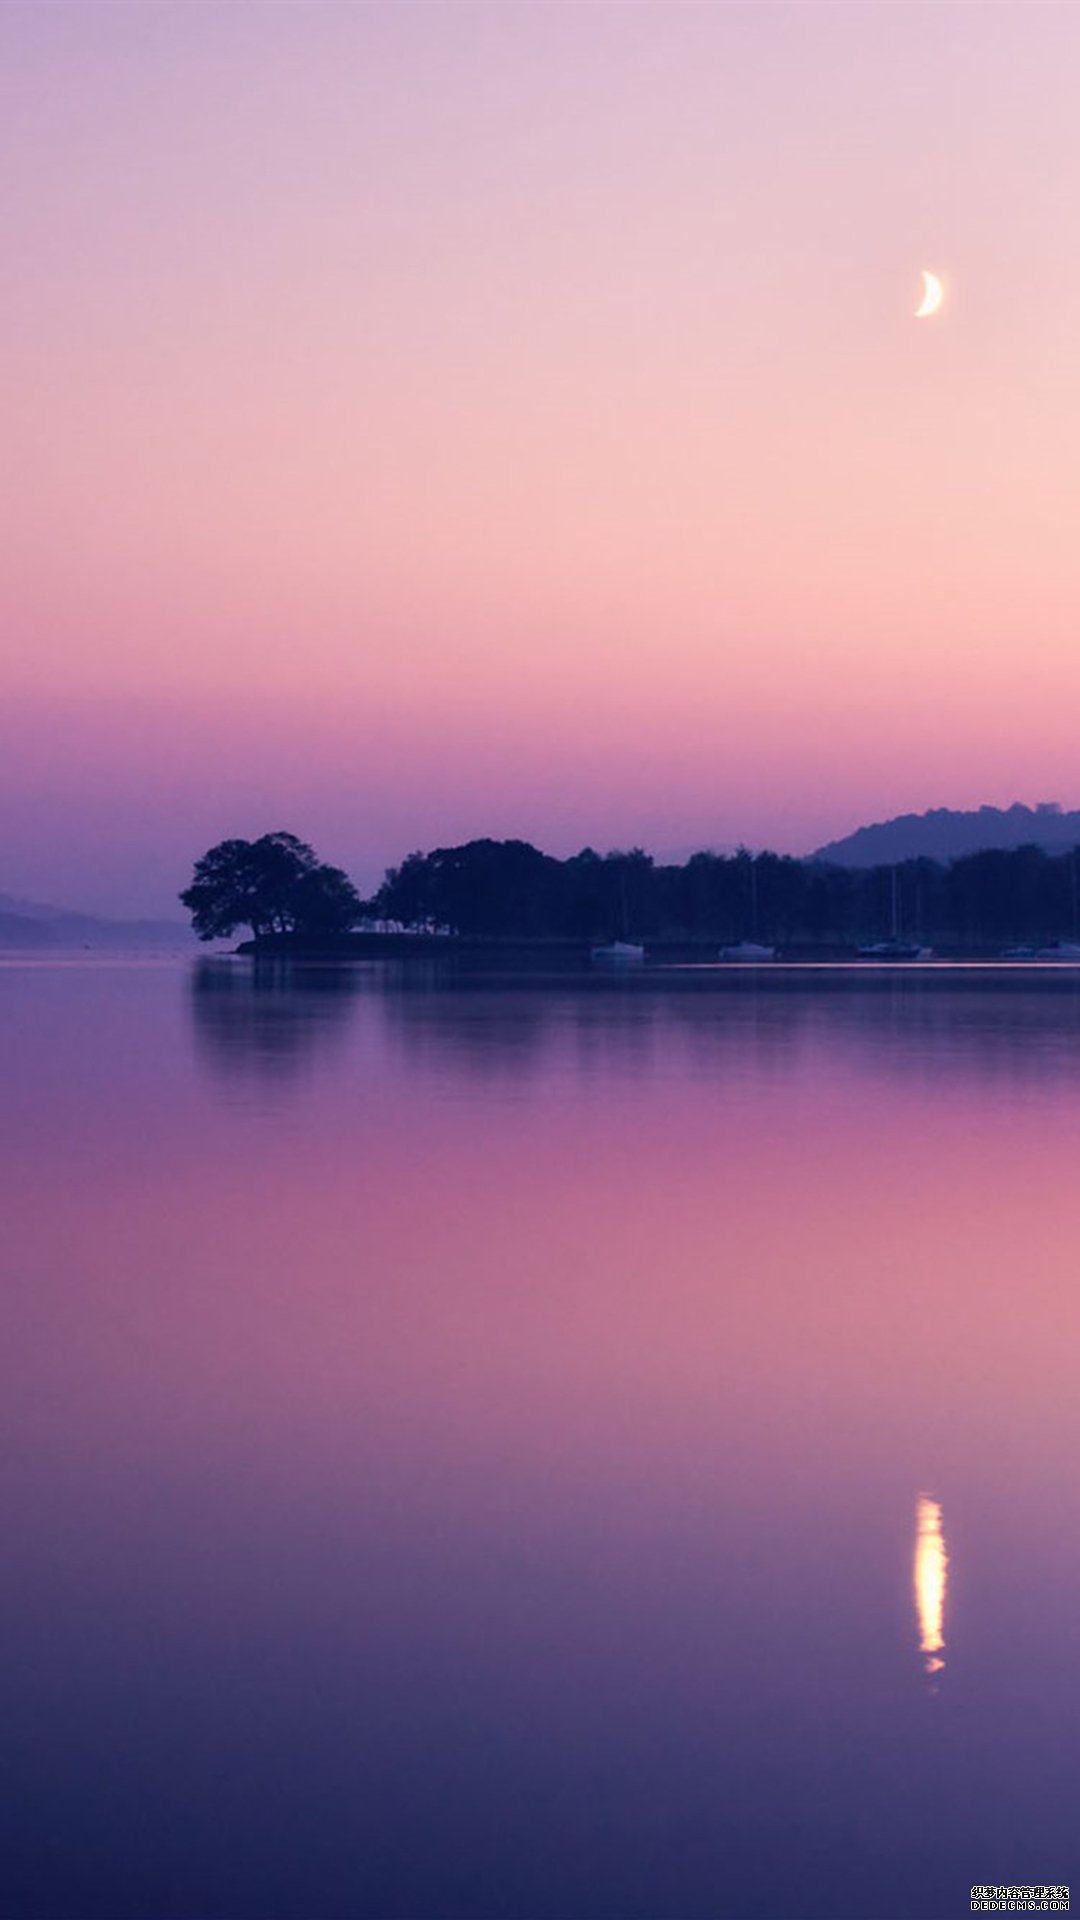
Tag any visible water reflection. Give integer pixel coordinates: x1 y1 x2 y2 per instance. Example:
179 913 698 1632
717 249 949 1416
378 973 1080 1091
378 976 554 1080
186 962 1080 1095
6 959 1080 1919
914 1495 948 1681
189 958 363 1080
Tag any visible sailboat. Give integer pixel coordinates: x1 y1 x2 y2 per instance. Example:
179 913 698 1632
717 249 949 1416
719 859 777 959
718 941 777 961
591 939 645 964
856 941 933 959
591 865 645 963
856 868 933 959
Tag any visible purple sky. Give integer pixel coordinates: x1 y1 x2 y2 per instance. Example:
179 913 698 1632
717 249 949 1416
5 5 1080 912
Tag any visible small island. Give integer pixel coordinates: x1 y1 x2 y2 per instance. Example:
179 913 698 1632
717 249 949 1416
181 830 1080 961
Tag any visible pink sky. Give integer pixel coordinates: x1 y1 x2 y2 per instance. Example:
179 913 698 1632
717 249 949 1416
4 4 1080 912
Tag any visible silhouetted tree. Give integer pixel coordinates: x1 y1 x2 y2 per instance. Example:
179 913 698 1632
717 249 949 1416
285 863 364 937
180 833 361 941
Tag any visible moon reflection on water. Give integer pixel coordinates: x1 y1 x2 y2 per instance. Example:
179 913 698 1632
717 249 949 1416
915 1494 949 1683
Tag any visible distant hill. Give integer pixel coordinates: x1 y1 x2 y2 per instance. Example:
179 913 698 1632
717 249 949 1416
812 803 1080 868
0 891 192 951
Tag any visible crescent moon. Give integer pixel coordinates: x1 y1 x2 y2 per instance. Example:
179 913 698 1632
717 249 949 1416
915 270 944 319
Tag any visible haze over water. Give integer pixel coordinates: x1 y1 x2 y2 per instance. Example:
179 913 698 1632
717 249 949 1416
3 958 1077 1919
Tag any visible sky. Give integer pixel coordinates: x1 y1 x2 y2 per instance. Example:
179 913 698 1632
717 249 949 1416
4 3 1080 914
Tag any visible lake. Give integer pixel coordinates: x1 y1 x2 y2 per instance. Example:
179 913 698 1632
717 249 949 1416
3 957 1077 1919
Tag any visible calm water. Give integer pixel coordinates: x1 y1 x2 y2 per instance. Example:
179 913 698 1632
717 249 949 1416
3 958 1079 1920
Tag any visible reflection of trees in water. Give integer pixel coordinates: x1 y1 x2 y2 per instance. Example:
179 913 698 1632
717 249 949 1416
378 969 1080 1089
661 974 1080 1087
817 977 1080 1086
378 974 806 1085
191 956 1080 1091
377 975 555 1080
189 959 364 1079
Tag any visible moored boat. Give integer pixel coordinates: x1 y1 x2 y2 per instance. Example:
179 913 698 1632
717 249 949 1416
856 868 932 960
718 941 777 961
591 940 645 964
855 941 934 960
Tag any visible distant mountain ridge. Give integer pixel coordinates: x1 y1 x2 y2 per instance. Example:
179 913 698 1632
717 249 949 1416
813 803 1080 868
0 891 191 950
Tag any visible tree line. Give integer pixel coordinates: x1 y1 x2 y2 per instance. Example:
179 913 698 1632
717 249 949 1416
182 832 1080 949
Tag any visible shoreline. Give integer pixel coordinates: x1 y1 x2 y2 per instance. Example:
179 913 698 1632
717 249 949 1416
226 939 1080 991
235 933 1080 968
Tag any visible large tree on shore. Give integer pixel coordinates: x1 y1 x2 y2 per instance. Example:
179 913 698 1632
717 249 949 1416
180 833 361 941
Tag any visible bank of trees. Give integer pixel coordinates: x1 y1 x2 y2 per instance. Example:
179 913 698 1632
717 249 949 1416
369 837 1080 947
181 832 1080 949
